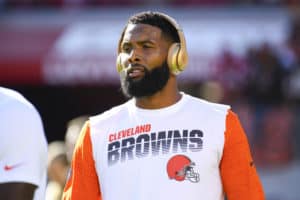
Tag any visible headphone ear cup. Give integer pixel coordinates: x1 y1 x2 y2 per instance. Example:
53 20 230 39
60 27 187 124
116 54 123 73
167 43 181 75
177 43 188 72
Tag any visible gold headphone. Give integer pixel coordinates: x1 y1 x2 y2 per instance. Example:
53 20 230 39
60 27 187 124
116 13 188 75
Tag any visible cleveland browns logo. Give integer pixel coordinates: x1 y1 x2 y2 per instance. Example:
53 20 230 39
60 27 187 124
166 154 200 183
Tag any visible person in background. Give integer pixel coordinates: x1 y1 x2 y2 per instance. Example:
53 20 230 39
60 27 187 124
64 115 89 163
0 87 48 200
46 141 69 200
46 115 88 200
63 11 265 200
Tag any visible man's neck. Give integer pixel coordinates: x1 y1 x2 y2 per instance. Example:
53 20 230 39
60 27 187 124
134 78 181 109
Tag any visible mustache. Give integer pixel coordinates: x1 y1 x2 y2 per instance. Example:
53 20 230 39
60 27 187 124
127 63 146 70
129 63 145 68
126 64 147 75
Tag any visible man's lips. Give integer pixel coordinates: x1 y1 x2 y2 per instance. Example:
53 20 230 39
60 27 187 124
127 66 145 78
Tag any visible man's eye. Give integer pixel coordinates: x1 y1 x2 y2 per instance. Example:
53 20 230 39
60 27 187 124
143 44 152 48
143 45 152 49
121 44 131 52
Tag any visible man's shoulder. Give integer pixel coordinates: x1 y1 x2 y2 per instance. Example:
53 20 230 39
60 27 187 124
0 87 33 109
184 93 230 114
0 88 42 125
0 87 46 140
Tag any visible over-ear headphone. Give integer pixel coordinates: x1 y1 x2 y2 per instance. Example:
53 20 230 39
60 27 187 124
116 13 188 75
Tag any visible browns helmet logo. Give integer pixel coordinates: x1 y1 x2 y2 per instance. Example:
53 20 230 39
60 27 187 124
166 154 200 183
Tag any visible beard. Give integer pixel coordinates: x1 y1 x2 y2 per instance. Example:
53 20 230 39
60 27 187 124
120 61 170 98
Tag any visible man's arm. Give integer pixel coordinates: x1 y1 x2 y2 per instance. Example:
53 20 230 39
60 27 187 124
0 182 36 200
220 110 265 200
62 121 102 200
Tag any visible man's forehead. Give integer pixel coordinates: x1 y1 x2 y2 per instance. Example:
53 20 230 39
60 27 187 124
123 23 162 41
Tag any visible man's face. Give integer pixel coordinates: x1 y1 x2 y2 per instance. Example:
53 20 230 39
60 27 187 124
118 23 171 98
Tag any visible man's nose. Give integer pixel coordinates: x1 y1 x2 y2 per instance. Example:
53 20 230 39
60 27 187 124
128 49 141 63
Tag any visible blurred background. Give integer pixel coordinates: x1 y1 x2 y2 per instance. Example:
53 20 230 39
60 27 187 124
1 1 300 199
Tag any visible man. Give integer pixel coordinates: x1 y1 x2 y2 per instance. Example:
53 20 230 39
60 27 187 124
0 87 48 200
63 11 265 200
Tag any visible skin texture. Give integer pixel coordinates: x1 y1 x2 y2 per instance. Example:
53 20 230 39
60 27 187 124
0 182 36 200
119 23 181 109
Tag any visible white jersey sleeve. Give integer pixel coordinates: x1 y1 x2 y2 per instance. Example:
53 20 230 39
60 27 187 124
0 87 48 200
